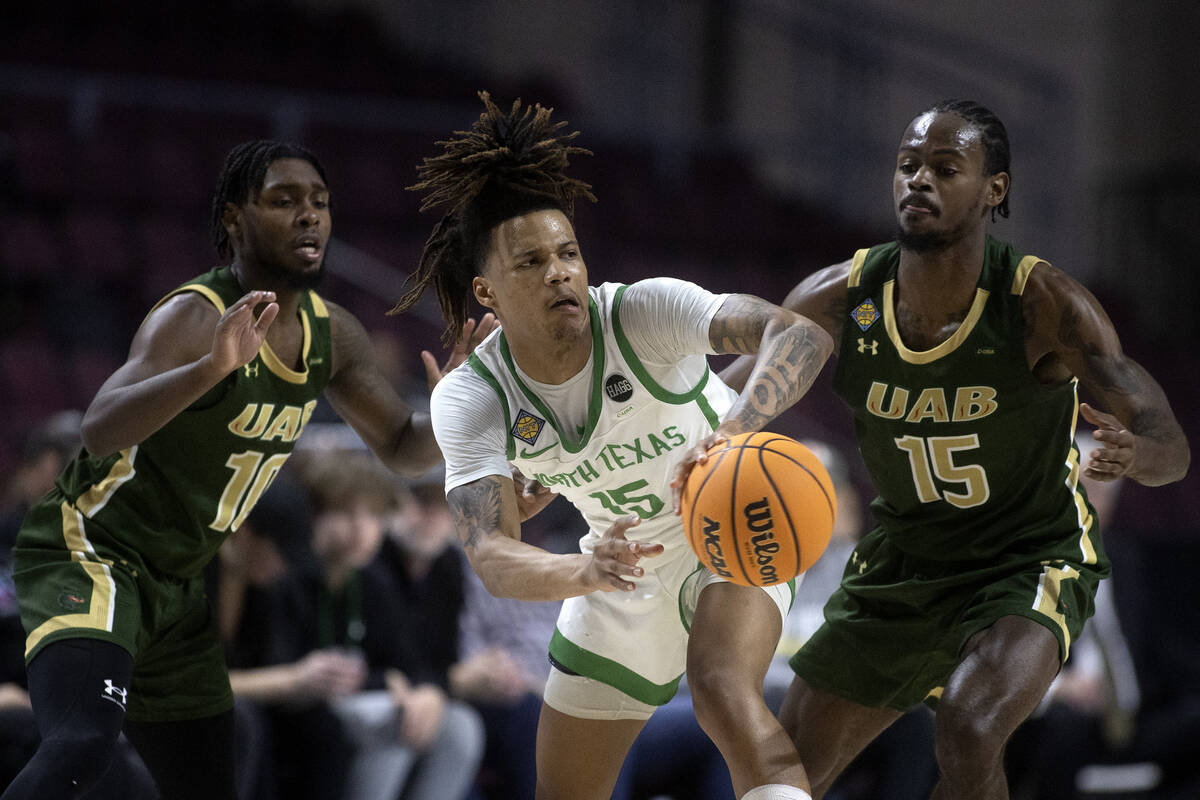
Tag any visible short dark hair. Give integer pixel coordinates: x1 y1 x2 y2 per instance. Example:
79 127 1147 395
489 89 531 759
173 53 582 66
926 99 1011 220
389 91 595 344
210 140 329 258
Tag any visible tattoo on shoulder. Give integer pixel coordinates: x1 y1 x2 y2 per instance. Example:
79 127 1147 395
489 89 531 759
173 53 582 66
448 479 502 550
710 296 774 354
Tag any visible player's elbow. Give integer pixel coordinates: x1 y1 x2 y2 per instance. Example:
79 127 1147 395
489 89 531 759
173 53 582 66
1171 439 1190 482
465 546 515 600
79 412 119 459
800 314 836 361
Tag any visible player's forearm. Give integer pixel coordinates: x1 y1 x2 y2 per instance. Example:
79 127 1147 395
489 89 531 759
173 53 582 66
721 317 833 436
379 412 444 477
1129 426 1190 486
467 536 595 601
450 476 597 600
81 356 229 457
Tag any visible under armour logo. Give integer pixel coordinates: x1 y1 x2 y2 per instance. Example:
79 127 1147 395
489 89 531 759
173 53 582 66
857 338 878 355
851 551 867 574
243 362 259 378
101 679 128 710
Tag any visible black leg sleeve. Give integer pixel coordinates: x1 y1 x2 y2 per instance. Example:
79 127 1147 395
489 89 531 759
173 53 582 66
1 638 133 800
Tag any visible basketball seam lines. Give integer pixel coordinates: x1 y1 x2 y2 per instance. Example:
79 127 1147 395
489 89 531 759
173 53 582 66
730 443 835 516
684 448 730 556
728 441 754 586
758 446 802 580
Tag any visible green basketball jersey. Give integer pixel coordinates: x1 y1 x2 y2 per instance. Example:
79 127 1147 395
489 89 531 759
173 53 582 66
833 236 1104 567
38 266 333 578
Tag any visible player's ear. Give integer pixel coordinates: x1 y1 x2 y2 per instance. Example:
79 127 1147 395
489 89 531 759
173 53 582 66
985 171 1010 210
222 202 243 244
472 275 497 310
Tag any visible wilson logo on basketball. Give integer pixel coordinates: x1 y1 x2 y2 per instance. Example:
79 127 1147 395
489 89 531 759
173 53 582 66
681 432 835 588
701 516 733 578
744 498 780 584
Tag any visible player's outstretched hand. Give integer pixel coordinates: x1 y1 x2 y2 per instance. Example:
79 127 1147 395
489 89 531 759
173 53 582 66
211 290 278 375
669 428 733 515
511 464 557 521
421 312 499 390
1080 403 1136 482
583 516 664 593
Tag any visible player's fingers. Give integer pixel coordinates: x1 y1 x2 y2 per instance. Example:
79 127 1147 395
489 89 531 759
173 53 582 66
253 302 280 332
606 574 636 592
1084 465 1123 482
228 290 275 315
421 350 441 389
456 318 478 351
1086 455 1127 475
474 312 498 343
608 514 640 537
1092 428 1133 449
1080 403 1120 430
631 541 664 558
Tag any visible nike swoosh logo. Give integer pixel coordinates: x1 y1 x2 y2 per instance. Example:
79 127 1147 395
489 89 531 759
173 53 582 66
519 443 558 458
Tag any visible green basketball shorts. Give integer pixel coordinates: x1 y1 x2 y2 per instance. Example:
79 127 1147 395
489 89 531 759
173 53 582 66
789 525 1107 711
13 496 233 722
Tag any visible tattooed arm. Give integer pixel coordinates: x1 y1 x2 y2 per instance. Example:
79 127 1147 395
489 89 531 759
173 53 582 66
709 294 833 435
670 282 836 509
447 476 660 601
718 260 849 392
1023 263 1189 485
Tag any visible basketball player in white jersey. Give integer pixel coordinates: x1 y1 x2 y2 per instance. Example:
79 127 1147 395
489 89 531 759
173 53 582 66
391 93 834 800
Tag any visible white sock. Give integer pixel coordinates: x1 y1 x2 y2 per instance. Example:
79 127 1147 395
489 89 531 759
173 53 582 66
740 784 812 800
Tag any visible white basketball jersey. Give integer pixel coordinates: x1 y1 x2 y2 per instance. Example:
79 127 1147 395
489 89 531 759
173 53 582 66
464 282 736 560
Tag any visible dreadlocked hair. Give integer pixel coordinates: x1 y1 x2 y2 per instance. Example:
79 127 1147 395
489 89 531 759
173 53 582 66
389 91 596 345
927 99 1012 221
210 140 329 259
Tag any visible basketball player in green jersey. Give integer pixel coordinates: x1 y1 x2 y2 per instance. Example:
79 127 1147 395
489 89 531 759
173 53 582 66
3 141 492 800
725 101 1188 799
393 94 834 800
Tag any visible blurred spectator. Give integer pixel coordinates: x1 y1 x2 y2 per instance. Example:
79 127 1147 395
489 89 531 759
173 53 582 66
287 455 484 800
214 469 359 800
0 410 83 554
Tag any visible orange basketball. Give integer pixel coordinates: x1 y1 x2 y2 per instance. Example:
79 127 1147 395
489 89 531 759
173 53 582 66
681 432 836 587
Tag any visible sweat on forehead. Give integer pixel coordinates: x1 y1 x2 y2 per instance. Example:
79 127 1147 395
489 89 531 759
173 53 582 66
903 111 985 151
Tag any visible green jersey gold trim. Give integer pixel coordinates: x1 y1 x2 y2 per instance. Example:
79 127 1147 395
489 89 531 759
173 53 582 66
1010 255 1042 296
258 309 312 384
847 248 870 289
883 280 991 365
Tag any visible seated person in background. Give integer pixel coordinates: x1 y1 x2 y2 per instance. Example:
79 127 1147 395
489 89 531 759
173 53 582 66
291 455 484 800
213 469 359 800
448 471 562 800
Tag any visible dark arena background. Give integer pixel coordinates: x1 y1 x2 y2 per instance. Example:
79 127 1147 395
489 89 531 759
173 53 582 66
1 2 1197 798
